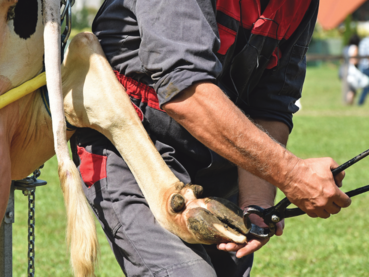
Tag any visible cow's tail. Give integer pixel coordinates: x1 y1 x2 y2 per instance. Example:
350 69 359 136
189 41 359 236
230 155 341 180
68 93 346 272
43 0 98 276
58 159 99 277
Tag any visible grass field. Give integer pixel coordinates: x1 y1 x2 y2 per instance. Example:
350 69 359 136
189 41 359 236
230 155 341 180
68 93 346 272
10 64 369 276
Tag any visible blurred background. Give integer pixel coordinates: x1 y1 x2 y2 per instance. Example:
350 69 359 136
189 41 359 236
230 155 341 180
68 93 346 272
9 1 369 276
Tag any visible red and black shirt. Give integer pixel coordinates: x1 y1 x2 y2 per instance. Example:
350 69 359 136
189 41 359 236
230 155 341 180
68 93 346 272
89 0 319 192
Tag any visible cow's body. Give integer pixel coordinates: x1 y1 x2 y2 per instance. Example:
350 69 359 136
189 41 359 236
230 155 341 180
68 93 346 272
10 92 57 178
0 1 249 276
0 0 57 178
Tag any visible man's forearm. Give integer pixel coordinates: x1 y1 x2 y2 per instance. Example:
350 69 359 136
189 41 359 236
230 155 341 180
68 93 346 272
163 82 298 190
238 119 289 209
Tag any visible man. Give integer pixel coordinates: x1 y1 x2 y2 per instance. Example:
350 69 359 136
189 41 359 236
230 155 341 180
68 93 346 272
358 35 369 105
71 0 351 276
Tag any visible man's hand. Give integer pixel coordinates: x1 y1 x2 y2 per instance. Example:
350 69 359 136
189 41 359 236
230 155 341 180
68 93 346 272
282 157 351 218
217 210 284 258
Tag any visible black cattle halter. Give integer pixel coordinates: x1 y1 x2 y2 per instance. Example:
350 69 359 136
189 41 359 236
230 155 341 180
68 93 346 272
243 149 369 238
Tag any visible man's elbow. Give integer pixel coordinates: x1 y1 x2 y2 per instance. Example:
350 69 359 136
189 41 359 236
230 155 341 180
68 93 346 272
162 81 214 120
162 84 197 120
162 100 186 122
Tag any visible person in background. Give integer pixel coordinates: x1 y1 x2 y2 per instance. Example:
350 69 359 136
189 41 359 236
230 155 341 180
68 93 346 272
358 35 369 105
342 34 360 105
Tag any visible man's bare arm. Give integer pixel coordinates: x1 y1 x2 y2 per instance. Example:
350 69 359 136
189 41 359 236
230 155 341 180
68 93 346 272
237 119 288 210
162 82 351 218
217 120 288 257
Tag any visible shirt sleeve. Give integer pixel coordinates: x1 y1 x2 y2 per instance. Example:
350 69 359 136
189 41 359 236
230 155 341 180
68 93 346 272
132 0 222 107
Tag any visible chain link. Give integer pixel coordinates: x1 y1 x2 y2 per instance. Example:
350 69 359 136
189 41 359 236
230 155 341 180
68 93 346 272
27 189 36 277
32 165 42 181
60 0 75 51
20 166 44 276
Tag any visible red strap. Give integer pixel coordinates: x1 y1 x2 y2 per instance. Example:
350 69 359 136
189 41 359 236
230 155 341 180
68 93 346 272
114 71 165 113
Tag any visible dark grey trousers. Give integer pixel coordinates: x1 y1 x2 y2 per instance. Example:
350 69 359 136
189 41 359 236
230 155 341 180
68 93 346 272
72 129 253 277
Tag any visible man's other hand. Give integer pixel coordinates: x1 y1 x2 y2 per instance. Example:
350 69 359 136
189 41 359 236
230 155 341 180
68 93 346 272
217 209 284 258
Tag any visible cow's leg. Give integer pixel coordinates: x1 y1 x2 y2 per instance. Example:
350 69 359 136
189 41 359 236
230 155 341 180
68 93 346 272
0 105 17 223
62 33 249 245
0 146 11 224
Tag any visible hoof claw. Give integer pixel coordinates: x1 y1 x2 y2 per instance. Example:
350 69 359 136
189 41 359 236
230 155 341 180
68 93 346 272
185 197 250 244
205 197 250 236
187 207 247 244
188 184 203 198
170 194 185 213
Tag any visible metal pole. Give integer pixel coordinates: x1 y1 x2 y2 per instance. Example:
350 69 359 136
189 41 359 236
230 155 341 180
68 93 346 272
0 182 15 277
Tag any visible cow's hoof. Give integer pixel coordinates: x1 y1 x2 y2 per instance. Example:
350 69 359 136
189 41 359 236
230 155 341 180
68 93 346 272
185 197 250 244
167 184 250 245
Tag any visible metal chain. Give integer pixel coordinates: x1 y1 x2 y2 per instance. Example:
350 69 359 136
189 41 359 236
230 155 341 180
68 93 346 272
32 166 42 181
27 189 36 277
60 0 75 51
21 166 43 277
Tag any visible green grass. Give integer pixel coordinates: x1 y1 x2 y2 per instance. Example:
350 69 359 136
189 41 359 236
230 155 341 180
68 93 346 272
11 64 369 276
12 151 122 277
252 64 369 277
